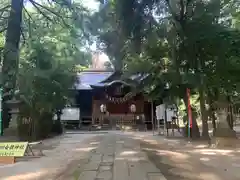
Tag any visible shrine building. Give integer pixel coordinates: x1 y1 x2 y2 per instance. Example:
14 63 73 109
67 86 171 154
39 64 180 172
75 70 154 130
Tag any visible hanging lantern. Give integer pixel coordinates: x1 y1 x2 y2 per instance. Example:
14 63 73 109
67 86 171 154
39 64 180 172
130 104 136 113
100 104 107 113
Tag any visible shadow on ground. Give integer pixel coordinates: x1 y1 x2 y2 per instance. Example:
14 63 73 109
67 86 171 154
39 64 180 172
140 139 240 180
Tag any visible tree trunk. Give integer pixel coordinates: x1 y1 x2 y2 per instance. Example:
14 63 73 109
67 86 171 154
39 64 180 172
208 97 216 135
2 0 23 130
227 95 234 130
183 94 200 139
199 86 209 139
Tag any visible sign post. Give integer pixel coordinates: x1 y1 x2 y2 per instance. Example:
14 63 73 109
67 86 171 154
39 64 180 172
0 142 28 164
0 142 28 157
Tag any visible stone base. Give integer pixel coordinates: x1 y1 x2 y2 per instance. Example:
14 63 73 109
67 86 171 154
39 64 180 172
3 127 18 137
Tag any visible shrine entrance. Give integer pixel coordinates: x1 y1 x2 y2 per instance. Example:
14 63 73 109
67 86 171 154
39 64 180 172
76 70 153 130
91 80 146 130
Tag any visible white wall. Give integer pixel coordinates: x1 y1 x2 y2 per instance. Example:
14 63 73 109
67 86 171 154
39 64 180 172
54 108 80 121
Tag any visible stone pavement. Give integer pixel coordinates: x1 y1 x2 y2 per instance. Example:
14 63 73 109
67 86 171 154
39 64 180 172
60 134 167 180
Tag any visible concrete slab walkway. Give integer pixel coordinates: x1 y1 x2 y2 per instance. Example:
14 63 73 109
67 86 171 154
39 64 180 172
57 133 167 180
0 132 167 180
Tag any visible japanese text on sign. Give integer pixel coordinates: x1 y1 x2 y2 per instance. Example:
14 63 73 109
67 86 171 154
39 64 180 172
0 142 28 157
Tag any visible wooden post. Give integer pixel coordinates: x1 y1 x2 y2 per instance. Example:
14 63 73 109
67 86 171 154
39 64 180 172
0 157 15 164
79 107 82 129
92 97 94 125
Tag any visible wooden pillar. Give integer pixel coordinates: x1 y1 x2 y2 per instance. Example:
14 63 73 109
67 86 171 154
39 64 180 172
79 107 82 128
92 97 94 125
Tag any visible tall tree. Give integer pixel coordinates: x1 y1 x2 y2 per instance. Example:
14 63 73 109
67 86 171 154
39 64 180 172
1 0 91 131
2 0 23 130
90 0 128 71
96 0 240 139
17 2 92 140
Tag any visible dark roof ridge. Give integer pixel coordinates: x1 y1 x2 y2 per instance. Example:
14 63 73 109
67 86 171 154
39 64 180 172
81 69 114 73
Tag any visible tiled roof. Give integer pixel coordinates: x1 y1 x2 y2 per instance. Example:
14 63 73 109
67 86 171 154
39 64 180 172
75 71 113 90
74 70 147 90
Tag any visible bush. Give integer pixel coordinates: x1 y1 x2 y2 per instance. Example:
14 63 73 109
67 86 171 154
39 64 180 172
18 112 55 141
17 117 32 141
51 120 63 135
38 112 54 139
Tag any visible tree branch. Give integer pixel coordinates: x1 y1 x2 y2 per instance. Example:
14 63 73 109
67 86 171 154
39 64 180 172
186 0 193 7
29 0 70 27
20 27 26 45
0 27 7 33
29 0 53 22
164 0 180 22
52 0 72 8
23 5 34 22
22 6 34 38
0 5 10 18
179 0 185 21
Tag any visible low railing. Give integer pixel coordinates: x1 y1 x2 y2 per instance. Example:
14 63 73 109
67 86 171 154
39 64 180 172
92 113 145 126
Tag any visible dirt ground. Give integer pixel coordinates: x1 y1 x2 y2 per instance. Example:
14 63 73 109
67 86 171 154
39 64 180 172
1 131 240 180
0 133 103 180
139 135 240 180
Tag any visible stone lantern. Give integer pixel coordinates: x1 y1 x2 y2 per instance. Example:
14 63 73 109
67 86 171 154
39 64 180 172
100 104 107 114
2 97 22 136
130 104 136 114
6 98 21 114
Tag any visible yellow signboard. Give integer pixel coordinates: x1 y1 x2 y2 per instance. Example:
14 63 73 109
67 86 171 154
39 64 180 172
0 142 28 157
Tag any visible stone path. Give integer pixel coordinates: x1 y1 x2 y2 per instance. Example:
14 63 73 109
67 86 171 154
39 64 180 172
61 134 167 180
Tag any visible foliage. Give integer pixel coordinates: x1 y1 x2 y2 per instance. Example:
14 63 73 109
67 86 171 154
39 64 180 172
0 0 92 139
92 0 240 139
16 2 92 140
89 0 127 70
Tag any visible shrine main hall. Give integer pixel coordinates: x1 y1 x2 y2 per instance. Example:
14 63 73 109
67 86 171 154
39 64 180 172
75 70 154 130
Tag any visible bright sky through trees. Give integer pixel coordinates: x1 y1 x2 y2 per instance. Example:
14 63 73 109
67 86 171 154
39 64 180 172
25 0 109 64
81 0 109 64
